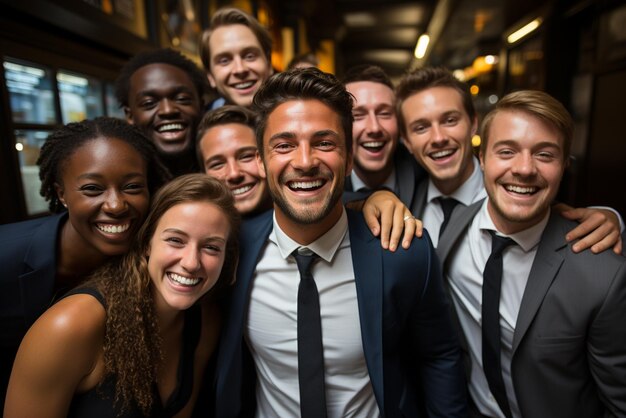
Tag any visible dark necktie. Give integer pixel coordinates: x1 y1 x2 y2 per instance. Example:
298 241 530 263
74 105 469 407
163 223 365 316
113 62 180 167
482 231 516 418
438 197 460 238
292 249 327 418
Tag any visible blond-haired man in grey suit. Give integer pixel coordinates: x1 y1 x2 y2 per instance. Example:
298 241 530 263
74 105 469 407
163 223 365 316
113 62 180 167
436 90 626 418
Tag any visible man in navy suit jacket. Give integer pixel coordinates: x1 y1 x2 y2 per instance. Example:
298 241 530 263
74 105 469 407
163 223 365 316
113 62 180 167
214 68 466 417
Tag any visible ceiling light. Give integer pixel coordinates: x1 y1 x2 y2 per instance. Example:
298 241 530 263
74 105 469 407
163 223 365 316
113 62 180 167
507 18 542 44
414 34 430 59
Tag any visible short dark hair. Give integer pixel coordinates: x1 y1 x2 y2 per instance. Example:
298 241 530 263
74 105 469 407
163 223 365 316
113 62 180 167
200 7 272 71
37 117 171 213
251 68 354 157
395 67 475 136
342 64 394 90
196 105 257 167
115 48 208 107
480 90 573 160
287 52 319 71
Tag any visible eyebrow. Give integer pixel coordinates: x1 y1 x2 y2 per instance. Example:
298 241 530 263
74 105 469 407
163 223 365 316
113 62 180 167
162 228 227 242
268 130 339 141
77 172 145 181
493 139 562 151
134 85 195 98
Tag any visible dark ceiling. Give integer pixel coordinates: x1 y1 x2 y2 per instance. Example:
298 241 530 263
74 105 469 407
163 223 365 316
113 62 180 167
289 0 509 81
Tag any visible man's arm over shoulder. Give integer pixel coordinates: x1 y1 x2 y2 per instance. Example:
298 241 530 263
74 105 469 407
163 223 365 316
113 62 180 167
587 257 626 415
404 231 467 417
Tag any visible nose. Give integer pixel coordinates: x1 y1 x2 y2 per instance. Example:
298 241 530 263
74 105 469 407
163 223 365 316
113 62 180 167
225 159 244 183
102 190 129 216
232 56 248 76
431 124 448 145
157 98 179 116
291 142 316 171
511 152 538 177
180 245 201 272
365 113 382 136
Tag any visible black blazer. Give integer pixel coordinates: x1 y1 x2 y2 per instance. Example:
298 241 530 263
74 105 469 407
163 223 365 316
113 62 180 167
0 213 66 409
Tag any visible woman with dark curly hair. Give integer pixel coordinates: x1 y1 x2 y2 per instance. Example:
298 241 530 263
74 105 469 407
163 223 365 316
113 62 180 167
0 117 171 408
6 174 240 417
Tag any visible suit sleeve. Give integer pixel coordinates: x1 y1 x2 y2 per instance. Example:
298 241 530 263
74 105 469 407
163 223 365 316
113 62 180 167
409 234 467 417
587 259 626 415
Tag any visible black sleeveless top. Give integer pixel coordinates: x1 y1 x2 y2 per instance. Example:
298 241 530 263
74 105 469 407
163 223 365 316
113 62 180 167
63 287 202 418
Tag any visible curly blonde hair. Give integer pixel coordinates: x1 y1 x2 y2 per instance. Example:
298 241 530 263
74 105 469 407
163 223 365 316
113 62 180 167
83 174 240 415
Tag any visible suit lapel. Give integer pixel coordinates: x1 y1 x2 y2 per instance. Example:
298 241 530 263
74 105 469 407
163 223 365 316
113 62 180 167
20 213 66 326
412 179 428 218
347 210 385 411
436 199 483 264
512 213 567 353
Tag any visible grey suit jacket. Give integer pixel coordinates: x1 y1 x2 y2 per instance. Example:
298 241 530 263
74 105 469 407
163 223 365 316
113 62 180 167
439 202 626 417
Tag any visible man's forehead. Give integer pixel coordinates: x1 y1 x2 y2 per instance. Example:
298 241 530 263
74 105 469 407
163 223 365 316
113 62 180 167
130 63 194 88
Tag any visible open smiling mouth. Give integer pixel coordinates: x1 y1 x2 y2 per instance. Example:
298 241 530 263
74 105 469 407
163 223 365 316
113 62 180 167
504 184 539 195
232 184 255 196
96 223 131 234
168 272 202 287
430 149 457 160
287 180 325 192
362 141 386 152
156 123 187 139
232 81 255 90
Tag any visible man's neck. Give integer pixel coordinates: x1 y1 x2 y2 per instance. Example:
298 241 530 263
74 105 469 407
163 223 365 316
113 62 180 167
353 164 393 190
432 157 474 196
274 203 344 245
160 150 198 177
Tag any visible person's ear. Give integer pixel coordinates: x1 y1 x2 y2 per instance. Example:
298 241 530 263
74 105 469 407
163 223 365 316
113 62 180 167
54 182 67 208
256 151 266 179
124 107 134 124
207 72 217 89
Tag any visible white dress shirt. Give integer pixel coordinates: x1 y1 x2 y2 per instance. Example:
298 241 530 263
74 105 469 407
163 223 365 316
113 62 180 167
245 209 379 418
447 199 549 418
422 157 487 247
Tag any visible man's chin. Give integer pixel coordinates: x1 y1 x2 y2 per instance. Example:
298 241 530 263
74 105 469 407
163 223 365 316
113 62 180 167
155 140 194 159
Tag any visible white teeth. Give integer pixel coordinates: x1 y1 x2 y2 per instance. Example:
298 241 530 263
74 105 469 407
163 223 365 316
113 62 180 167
362 141 384 149
97 223 130 234
232 185 253 195
431 149 455 159
157 123 184 132
233 81 254 89
168 272 201 286
505 185 537 194
290 180 323 190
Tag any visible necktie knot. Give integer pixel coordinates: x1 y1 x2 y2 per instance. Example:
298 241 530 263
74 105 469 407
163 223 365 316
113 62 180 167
437 197 460 238
488 230 516 256
292 249 319 280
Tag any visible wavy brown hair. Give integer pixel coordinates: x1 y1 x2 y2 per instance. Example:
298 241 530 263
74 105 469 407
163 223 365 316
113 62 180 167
82 174 240 415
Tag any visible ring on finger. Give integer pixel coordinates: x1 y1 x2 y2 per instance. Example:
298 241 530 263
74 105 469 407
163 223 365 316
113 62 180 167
403 215 415 222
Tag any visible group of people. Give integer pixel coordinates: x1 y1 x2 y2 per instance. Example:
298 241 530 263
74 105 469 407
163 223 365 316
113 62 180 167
1 5 625 418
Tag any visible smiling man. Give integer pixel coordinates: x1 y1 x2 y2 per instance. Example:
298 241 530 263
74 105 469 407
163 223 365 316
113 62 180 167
200 7 273 109
214 68 466 418
196 105 271 216
116 48 207 176
342 65 424 205
435 90 626 418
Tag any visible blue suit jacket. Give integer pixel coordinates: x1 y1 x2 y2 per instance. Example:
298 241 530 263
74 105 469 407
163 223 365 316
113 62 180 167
0 213 66 410
215 209 467 417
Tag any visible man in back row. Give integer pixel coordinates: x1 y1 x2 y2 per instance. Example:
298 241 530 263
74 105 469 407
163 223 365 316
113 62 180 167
439 90 626 417
342 64 424 205
200 7 273 109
